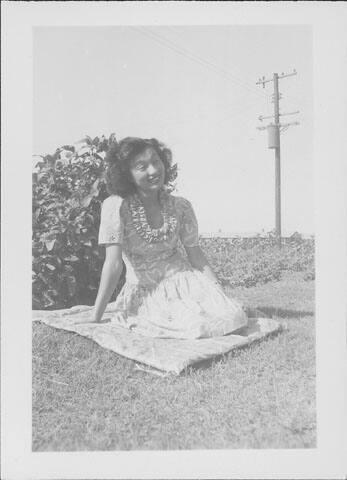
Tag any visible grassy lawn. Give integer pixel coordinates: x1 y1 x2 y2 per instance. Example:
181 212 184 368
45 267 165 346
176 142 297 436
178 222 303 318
32 271 315 451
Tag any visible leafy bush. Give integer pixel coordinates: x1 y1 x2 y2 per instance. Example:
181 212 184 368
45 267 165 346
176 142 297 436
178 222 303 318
32 135 315 310
200 233 315 288
32 134 125 310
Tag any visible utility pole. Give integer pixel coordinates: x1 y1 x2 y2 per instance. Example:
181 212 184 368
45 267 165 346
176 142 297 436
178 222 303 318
273 73 281 245
256 70 300 248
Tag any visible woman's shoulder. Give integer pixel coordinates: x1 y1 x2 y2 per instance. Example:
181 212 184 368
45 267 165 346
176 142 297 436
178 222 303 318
170 194 194 211
100 195 126 217
101 194 125 208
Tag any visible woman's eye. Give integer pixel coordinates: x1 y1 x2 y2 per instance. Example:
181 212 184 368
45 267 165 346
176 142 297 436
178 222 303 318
150 159 160 168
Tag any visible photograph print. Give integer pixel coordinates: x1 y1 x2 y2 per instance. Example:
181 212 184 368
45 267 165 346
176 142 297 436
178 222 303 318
32 25 315 451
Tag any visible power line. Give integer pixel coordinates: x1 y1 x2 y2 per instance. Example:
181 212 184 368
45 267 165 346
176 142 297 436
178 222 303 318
133 26 307 119
163 25 273 100
132 26 273 103
163 25 309 109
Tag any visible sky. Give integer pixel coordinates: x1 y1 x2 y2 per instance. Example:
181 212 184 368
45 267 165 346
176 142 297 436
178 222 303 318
33 25 313 235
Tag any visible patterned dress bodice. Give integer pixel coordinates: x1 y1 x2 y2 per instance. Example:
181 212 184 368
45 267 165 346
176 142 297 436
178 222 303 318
98 193 200 287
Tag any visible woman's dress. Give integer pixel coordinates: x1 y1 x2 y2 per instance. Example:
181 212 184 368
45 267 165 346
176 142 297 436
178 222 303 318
98 192 248 339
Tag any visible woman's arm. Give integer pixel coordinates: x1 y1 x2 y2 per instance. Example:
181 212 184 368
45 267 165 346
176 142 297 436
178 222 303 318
184 245 221 286
92 244 124 323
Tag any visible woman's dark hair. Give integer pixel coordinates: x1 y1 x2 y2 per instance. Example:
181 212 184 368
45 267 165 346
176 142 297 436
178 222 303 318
105 137 178 198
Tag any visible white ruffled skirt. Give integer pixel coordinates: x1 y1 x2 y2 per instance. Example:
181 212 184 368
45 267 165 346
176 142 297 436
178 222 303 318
110 269 248 339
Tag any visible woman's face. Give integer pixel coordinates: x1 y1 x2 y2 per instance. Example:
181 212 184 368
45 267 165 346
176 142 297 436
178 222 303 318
129 147 165 195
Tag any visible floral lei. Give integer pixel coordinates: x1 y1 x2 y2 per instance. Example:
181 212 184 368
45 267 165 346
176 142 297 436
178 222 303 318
128 189 177 243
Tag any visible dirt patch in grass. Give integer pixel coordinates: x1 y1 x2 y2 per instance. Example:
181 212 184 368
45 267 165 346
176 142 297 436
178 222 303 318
32 271 315 450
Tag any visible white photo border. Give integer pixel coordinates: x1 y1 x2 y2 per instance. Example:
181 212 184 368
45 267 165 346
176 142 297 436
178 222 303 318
1 2 347 479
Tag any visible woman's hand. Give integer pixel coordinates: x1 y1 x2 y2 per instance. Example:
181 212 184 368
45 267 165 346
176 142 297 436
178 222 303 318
184 245 221 285
68 309 111 325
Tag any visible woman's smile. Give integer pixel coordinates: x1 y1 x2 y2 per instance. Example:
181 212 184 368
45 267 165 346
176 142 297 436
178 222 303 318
147 175 161 185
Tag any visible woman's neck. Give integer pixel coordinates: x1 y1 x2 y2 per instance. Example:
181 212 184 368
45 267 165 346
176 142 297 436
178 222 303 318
136 189 160 207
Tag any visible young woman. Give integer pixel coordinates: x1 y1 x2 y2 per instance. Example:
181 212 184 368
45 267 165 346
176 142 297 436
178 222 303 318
91 137 248 339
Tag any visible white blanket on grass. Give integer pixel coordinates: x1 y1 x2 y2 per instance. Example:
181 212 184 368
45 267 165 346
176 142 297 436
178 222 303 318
32 303 282 375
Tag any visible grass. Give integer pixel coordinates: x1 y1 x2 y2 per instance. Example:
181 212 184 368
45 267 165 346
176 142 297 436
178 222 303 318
32 271 315 451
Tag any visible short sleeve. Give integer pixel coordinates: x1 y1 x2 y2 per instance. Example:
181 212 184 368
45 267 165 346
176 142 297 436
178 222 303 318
98 195 124 245
176 197 199 247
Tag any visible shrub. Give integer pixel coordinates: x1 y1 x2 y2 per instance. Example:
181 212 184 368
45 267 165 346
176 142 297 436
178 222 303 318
32 134 125 310
200 234 315 288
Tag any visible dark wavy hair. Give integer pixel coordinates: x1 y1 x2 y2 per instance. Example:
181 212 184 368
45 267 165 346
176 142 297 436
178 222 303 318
104 137 178 198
